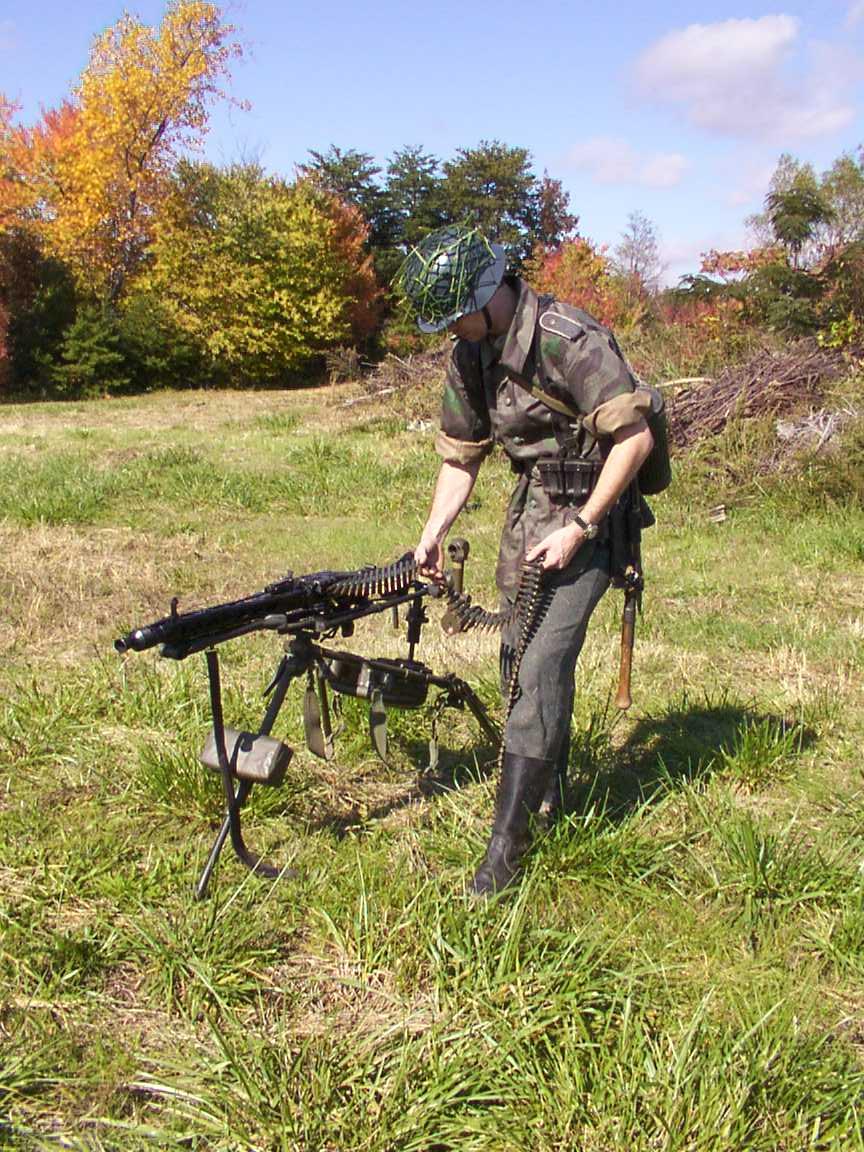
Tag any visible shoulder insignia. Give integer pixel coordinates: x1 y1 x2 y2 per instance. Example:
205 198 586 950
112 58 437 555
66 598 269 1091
539 310 585 342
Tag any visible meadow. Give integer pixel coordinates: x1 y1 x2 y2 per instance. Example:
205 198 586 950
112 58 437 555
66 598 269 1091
1 378 863 1151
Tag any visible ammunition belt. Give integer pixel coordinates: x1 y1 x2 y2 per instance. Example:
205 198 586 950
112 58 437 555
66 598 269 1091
328 553 419 599
325 551 531 638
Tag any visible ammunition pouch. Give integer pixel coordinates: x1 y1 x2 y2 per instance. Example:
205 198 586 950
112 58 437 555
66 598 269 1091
318 654 429 709
535 457 601 501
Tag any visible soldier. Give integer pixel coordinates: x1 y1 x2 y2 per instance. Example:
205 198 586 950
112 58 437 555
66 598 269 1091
399 225 655 897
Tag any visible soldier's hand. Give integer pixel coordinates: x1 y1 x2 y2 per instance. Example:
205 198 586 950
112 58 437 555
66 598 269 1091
525 525 584 571
415 537 446 581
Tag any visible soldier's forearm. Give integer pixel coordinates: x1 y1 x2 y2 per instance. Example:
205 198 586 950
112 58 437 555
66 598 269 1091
421 459 481 543
581 420 654 525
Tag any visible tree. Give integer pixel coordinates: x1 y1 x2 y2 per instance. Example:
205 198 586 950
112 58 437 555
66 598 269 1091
746 154 819 250
612 210 663 291
145 163 380 383
385 145 443 247
528 171 578 249
441 140 537 261
766 186 833 269
525 238 635 331
819 151 864 252
300 146 392 250
7 2 241 300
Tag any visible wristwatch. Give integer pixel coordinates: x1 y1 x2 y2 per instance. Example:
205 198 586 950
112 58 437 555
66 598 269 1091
572 512 599 540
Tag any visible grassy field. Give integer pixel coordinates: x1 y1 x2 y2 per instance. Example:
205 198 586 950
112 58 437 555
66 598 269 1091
1 379 863 1151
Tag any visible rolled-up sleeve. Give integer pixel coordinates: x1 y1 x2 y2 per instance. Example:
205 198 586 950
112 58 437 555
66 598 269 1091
582 390 652 437
434 430 494 465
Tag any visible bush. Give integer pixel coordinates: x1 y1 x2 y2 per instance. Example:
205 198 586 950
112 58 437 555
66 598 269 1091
116 290 205 392
50 304 129 397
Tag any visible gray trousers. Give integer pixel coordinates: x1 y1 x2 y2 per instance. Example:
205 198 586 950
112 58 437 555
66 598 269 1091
499 541 611 762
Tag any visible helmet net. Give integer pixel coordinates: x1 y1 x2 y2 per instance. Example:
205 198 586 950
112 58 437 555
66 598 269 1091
398 226 497 327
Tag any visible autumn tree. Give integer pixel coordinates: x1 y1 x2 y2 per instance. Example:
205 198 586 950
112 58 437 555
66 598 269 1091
528 171 578 249
524 237 644 333
11 2 241 301
300 146 393 250
145 163 380 382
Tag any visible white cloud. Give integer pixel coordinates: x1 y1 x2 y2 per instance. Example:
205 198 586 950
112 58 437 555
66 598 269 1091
660 227 750 287
634 16 855 142
721 157 777 209
566 136 688 188
847 2 864 28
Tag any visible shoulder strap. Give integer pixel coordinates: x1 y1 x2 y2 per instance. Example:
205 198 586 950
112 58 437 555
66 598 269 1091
505 364 582 420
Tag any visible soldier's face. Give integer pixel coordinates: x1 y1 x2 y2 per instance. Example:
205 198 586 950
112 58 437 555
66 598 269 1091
448 310 488 342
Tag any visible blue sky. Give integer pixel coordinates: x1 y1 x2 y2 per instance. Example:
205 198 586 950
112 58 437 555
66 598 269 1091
2 0 863 283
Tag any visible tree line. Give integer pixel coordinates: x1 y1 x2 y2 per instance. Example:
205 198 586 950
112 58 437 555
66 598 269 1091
0 2 579 397
675 151 864 345
2 1 862 399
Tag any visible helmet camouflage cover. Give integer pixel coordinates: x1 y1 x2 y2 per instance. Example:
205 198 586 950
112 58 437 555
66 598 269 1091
398 225 506 332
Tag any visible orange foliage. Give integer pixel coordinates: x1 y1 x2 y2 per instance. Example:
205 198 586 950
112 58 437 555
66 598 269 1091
3 3 241 298
524 238 645 334
700 246 783 280
317 189 382 344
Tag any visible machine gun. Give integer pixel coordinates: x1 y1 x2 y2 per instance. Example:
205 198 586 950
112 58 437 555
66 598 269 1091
116 544 500 899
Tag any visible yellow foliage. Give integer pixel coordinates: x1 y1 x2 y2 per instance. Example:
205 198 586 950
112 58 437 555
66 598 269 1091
8 2 241 297
145 166 380 381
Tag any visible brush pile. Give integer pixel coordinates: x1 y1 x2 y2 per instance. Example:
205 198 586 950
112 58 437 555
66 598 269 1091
362 344 450 393
350 343 451 419
666 343 850 449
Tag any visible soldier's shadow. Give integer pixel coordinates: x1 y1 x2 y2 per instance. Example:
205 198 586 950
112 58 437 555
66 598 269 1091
301 698 815 841
563 698 815 824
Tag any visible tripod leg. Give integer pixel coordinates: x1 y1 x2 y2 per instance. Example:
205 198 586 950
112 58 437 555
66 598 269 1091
449 675 501 747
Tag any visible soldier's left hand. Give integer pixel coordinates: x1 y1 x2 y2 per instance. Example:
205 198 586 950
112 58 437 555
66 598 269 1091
525 525 583 570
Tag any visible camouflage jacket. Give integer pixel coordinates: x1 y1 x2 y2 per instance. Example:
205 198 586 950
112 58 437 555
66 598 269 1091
435 276 649 598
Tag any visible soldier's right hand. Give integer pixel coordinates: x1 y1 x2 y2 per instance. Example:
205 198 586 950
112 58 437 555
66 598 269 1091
415 537 445 582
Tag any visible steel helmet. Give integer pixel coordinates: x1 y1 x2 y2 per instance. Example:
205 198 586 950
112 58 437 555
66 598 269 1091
398 225 506 333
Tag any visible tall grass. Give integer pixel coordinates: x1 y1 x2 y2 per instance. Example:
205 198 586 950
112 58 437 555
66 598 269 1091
1 384 863 1148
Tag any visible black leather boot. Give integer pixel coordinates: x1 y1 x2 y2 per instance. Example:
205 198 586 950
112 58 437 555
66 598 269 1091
471 753 555 897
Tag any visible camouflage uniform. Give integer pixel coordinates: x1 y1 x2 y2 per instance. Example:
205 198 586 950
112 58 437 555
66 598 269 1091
435 276 649 762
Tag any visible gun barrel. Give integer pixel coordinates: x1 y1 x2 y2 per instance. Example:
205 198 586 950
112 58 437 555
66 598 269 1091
114 556 425 659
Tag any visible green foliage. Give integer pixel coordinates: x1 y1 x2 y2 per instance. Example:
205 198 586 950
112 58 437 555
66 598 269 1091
441 139 537 263
145 162 379 384
4 244 76 392
50 303 129 396
820 150 864 249
116 289 204 391
301 144 394 250
385 144 445 247
766 186 834 268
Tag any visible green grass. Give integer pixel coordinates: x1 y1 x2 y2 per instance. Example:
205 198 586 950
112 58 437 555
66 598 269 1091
1 384 863 1149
